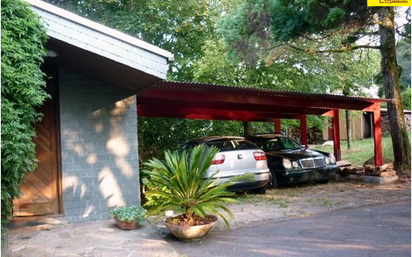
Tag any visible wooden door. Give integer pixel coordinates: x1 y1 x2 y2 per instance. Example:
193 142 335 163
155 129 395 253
13 64 61 217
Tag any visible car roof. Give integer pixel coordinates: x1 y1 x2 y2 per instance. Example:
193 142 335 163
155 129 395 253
189 136 246 142
247 134 286 139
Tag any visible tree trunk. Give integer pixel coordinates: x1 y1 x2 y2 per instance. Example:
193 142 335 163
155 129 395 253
345 110 351 150
378 7 411 175
243 121 253 136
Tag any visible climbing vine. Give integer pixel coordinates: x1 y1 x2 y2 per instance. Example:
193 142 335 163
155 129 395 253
1 0 49 224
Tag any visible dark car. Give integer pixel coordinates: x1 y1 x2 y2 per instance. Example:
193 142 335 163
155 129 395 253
246 134 339 188
180 136 270 193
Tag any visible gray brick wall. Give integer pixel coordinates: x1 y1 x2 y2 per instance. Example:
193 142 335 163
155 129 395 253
58 68 140 223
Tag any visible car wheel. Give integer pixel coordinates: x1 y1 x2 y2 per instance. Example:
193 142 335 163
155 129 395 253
252 185 267 194
269 169 279 189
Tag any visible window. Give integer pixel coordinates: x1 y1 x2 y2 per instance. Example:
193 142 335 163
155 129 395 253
256 137 302 151
180 142 200 152
278 137 302 150
206 139 258 152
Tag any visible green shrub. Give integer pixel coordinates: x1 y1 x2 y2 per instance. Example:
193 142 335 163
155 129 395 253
1 0 48 224
143 145 254 228
109 205 147 224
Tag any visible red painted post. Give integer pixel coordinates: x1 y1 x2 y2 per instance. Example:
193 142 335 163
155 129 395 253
300 115 308 147
274 119 281 134
333 109 341 161
373 107 383 166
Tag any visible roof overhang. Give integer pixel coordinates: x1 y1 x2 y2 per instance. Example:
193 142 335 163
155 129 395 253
28 0 173 92
137 81 391 121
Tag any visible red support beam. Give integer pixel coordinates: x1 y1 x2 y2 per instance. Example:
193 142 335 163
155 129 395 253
137 105 302 121
274 119 281 134
137 97 330 116
300 115 308 147
372 106 383 166
333 109 341 161
363 103 383 166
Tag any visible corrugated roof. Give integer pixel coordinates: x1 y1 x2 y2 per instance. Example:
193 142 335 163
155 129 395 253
158 81 392 103
137 81 390 122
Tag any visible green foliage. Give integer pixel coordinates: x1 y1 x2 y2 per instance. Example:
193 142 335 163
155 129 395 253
109 205 147 224
143 145 253 228
1 0 48 224
193 34 380 134
46 0 237 82
323 8 346 26
220 1 381 92
401 88 411 110
397 37 411 89
268 0 374 42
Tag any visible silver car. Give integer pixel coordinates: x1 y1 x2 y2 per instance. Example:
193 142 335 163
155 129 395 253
180 136 270 194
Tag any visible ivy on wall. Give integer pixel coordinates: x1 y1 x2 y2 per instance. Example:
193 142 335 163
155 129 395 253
1 0 49 224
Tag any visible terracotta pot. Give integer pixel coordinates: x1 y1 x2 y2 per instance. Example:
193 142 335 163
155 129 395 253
164 215 217 242
114 217 139 230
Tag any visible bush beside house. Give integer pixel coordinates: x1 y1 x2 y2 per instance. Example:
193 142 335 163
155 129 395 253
1 0 48 224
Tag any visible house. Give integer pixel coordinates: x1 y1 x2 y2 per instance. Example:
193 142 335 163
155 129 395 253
13 0 173 223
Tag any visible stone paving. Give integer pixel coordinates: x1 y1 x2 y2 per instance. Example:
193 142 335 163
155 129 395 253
8 220 180 257
7 180 411 257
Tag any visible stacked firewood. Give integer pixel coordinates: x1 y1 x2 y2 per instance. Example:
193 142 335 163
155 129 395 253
339 162 365 176
363 163 396 177
338 160 396 177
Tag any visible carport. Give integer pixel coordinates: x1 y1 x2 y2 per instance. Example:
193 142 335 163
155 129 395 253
137 81 390 166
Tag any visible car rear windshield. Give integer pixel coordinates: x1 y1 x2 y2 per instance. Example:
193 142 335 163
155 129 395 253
254 137 302 151
206 139 259 152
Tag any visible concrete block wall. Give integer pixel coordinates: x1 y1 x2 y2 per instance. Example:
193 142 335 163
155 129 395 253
59 68 140 223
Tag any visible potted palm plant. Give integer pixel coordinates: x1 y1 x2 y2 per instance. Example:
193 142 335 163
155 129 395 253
109 205 147 230
143 145 253 242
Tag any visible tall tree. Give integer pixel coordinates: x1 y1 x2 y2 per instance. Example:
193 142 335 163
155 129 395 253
378 8 410 173
221 1 411 174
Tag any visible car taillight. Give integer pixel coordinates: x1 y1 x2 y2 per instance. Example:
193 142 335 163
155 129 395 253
253 151 267 161
212 154 225 165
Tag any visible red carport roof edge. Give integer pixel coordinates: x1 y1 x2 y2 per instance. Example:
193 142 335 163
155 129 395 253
137 81 391 121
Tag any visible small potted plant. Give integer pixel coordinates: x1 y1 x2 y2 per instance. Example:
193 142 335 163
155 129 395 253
109 205 147 230
143 145 253 242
